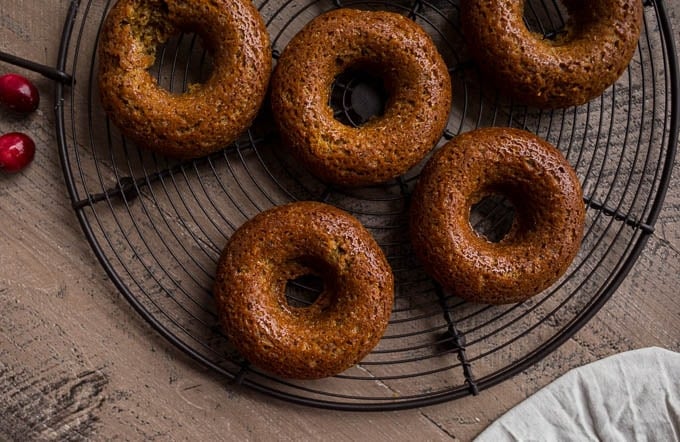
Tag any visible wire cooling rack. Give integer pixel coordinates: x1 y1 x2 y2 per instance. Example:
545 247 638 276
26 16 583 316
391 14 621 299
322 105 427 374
42 0 680 410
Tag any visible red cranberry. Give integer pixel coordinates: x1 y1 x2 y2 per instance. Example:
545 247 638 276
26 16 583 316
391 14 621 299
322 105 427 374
0 132 35 173
0 73 40 113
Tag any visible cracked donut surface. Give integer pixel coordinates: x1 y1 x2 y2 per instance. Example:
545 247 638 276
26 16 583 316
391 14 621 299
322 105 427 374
97 0 271 158
410 127 585 304
213 201 394 379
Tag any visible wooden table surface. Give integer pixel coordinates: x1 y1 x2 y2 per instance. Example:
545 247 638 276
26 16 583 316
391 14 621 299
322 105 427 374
1 1 679 440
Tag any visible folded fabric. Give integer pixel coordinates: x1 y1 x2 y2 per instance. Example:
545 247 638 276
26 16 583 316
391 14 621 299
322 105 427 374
475 347 680 442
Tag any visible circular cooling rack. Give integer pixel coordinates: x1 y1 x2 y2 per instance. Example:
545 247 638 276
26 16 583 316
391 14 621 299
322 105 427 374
53 0 678 410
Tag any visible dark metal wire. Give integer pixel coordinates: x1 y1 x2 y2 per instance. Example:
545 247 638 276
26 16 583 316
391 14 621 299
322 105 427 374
46 0 680 411
0 49 73 83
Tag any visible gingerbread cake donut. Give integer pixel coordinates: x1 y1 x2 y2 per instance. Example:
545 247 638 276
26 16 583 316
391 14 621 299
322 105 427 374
213 201 394 379
97 0 271 158
460 0 643 108
271 8 452 186
410 127 585 304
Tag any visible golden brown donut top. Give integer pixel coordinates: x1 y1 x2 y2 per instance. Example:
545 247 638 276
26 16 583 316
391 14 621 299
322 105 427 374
97 0 271 158
271 8 452 186
213 201 394 379
410 127 585 304
460 0 643 108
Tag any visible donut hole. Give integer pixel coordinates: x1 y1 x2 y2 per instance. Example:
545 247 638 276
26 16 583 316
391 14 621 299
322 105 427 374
285 273 324 308
522 0 568 40
469 193 517 243
123 4 216 92
149 32 214 93
330 69 389 127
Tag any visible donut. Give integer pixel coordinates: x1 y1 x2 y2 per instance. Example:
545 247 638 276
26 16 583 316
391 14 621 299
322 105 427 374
97 0 271 158
409 127 585 304
460 0 643 108
270 9 452 186
213 201 394 379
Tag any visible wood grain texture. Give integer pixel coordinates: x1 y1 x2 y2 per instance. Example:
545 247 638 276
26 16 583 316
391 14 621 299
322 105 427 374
1 1 679 441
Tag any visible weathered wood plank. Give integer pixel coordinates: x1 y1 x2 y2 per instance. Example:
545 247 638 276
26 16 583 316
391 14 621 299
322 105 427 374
0 0 679 441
